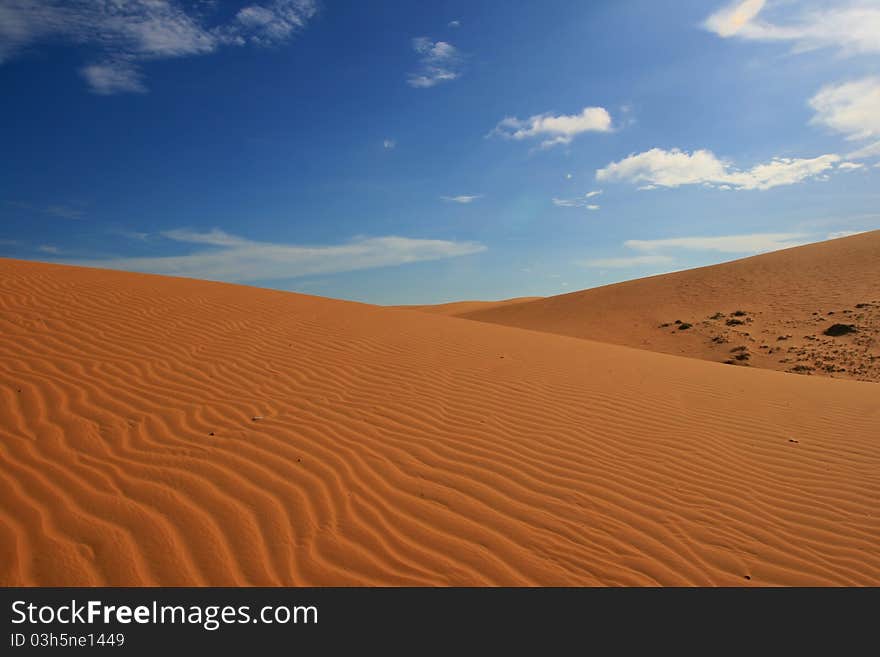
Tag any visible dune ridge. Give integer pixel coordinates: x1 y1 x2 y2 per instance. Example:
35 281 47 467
1 257 879 586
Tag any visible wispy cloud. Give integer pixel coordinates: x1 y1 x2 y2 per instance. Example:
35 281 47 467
38 244 60 254
596 147 842 190
703 0 880 55
579 254 674 268
117 230 151 241
448 20 461 29
489 107 613 149
45 204 85 219
809 77 880 162
0 0 318 94
407 37 462 88
80 59 146 95
580 231 820 270
66 229 486 282
383 138 396 149
441 195 482 204
827 230 867 240
624 232 810 254
810 77 880 141
4 200 85 219
552 191 602 209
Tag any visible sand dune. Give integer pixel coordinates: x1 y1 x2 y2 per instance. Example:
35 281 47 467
1 257 879 586
453 231 880 381
392 297 543 316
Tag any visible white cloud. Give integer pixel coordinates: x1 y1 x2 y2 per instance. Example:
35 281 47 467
703 0 880 55
383 138 396 149
579 254 674 268
489 107 613 149
624 232 809 254
441 195 482 204
230 0 317 45
67 229 486 282
0 0 317 93
703 0 766 38
838 162 864 171
552 192 602 209
407 37 462 88
80 59 147 95
596 147 841 190
448 20 461 28
38 244 60 254
809 77 880 152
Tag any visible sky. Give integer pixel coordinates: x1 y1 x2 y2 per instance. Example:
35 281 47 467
1 0 879 304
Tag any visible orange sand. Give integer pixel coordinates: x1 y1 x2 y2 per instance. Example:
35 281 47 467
1 238 878 586
452 231 880 381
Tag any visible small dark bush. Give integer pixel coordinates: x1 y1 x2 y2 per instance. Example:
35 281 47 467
726 318 744 326
824 323 857 337
732 310 747 317
678 322 692 330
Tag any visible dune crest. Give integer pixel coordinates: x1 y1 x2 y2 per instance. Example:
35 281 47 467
1 257 879 586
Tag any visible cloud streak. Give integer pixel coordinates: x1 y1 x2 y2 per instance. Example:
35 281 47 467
579 254 673 268
596 147 842 190
65 229 486 282
441 195 482 204
580 231 819 270
553 190 602 208
624 233 810 254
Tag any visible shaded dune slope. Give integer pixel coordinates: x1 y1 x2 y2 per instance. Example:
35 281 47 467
391 297 543 316
457 231 880 381
1 258 878 586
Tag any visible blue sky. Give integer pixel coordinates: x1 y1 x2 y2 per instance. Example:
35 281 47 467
1 0 878 304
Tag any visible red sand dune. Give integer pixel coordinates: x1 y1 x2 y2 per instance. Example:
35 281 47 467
452 231 880 382
392 297 543 316
1 248 879 586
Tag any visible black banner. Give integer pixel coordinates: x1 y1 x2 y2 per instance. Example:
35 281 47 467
1 587 874 651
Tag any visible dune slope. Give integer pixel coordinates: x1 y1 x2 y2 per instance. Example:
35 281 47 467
1 258 879 586
458 231 880 381
391 296 543 316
